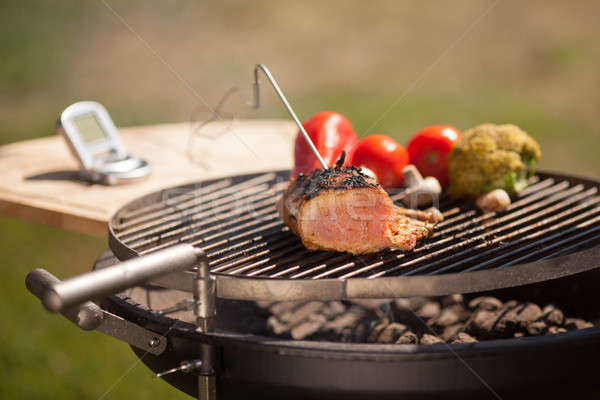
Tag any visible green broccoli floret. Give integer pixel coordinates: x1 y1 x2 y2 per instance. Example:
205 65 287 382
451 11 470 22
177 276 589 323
448 123 541 198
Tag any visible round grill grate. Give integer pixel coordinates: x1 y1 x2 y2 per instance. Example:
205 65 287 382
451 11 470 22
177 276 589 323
109 170 600 300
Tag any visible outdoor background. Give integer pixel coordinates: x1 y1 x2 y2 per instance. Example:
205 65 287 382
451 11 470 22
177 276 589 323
1 1 599 398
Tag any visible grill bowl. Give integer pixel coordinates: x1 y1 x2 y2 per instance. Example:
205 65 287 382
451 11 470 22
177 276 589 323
97 251 600 399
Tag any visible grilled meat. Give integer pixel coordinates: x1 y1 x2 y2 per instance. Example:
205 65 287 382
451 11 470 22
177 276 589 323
277 162 442 254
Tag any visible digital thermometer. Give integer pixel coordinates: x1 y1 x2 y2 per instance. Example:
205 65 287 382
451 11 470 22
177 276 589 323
57 101 151 185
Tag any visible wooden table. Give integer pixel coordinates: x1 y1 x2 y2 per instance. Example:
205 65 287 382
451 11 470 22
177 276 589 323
0 120 295 236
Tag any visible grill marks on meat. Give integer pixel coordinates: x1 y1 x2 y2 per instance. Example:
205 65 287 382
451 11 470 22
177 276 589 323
277 166 441 254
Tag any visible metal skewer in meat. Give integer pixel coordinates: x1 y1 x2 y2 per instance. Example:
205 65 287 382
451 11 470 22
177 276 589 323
278 153 443 254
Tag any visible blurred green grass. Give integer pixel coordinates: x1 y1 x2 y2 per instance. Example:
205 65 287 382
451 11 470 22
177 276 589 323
1 1 599 399
0 218 192 399
1 2 190 397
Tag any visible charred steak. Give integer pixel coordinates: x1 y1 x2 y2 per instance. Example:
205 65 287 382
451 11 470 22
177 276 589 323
277 162 442 254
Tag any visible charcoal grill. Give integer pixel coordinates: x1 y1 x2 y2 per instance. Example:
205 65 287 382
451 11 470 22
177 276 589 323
26 167 600 399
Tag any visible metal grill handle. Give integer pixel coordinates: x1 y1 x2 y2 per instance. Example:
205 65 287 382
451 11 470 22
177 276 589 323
26 244 204 313
26 268 104 330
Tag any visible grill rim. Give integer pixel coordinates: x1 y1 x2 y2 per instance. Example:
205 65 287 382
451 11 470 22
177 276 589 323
108 169 600 301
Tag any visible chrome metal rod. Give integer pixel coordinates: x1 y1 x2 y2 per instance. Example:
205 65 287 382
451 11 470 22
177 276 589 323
198 375 217 400
252 64 328 169
192 254 217 400
193 256 215 332
40 244 202 312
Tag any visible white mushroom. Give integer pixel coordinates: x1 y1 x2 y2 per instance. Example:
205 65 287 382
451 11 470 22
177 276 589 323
401 165 442 208
476 189 511 213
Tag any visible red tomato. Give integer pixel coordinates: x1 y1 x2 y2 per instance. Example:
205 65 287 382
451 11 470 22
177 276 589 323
406 125 461 187
293 111 359 177
349 135 409 189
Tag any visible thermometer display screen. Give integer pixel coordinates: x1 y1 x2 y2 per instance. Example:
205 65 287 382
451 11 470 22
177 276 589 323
73 113 108 145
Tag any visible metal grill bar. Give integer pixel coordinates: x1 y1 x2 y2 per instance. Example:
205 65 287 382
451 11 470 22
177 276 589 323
129 183 287 251
428 203 600 275
128 196 276 251
209 236 298 266
115 178 234 221
432 184 587 242
431 180 571 237
115 173 278 234
198 221 288 252
110 171 600 287
437 212 600 274
497 217 600 268
120 182 276 241
513 176 549 196
537 232 600 261
223 243 306 275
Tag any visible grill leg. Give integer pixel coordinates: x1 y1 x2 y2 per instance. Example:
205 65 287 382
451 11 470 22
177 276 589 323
193 252 218 400
198 375 216 400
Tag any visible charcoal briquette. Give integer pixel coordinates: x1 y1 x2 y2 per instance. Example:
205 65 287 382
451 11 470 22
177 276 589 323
420 333 444 345
431 308 460 328
526 320 548 336
547 326 568 335
416 301 441 319
564 318 594 331
468 296 503 311
376 323 408 344
395 331 418 344
441 294 463 307
516 303 543 329
452 332 477 344
441 323 463 341
542 305 565 326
